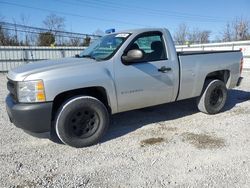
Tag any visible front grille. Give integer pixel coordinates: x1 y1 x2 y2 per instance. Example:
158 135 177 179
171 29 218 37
7 79 17 102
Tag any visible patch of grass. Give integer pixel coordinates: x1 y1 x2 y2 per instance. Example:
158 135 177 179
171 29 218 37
140 137 164 147
182 132 225 149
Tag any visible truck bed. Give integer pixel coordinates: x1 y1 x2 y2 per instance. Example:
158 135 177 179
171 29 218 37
176 50 242 101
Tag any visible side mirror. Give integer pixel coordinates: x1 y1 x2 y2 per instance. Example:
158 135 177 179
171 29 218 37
122 49 143 64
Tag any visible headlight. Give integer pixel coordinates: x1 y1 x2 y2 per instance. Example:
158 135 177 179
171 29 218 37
17 80 46 103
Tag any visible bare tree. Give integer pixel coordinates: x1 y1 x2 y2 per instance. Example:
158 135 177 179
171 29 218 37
173 23 189 45
233 17 249 40
188 29 211 44
0 15 7 45
43 14 65 31
174 23 211 44
200 31 211 43
12 18 19 45
0 26 20 46
20 14 36 45
0 24 6 45
222 17 250 41
43 14 65 45
222 23 232 42
69 37 81 46
0 14 5 45
187 28 199 44
0 16 20 46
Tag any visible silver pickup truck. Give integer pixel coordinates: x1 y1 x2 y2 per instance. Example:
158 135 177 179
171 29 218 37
6 28 243 148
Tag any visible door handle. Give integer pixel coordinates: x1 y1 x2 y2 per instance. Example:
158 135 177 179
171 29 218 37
158 66 171 73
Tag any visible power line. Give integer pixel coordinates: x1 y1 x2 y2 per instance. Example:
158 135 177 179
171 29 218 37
0 1 151 27
69 0 228 23
0 22 100 38
103 0 228 20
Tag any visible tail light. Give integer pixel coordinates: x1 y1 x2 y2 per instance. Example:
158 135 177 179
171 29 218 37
240 57 243 75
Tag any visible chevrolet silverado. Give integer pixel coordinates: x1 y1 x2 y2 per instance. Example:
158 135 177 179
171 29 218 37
6 28 243 148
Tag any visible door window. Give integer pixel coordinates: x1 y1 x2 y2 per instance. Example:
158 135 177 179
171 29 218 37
126 32 167 62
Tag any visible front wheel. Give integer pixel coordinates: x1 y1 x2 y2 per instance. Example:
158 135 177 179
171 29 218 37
55 96 109 148
197 79 227 114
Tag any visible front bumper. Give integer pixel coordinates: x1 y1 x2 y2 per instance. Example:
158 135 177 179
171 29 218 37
5 94 52 133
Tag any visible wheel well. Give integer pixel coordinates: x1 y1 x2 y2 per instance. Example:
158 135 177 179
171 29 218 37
205 70 230 85
51 87 110 121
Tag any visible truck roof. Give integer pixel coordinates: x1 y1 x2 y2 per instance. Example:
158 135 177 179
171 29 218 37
115 28 167 35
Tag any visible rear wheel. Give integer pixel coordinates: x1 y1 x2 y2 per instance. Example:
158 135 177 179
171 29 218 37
55 96 109 148
197 79 227 114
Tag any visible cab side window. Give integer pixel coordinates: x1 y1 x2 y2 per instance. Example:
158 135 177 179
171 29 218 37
127 32 167 62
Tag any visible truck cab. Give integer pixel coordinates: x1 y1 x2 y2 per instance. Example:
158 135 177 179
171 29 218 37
113 29 179 112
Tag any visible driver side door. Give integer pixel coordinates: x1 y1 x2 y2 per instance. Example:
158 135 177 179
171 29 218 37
114 31 175 112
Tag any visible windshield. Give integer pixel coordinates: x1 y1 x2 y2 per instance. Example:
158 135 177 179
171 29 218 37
79 33 130 61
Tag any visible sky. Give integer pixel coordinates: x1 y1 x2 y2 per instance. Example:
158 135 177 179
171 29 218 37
0 0 249 39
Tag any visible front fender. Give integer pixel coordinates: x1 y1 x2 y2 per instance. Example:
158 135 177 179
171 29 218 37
24 63 118 113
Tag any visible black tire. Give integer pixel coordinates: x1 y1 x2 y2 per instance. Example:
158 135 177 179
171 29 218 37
55 96 109 148
197 79 227 114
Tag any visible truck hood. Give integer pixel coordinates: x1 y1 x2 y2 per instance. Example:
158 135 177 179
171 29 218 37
7 57 96 81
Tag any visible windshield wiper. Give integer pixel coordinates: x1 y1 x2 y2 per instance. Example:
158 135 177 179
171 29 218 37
80 55 96 60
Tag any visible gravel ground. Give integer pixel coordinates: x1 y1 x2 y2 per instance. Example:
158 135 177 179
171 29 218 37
0 72 250 188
